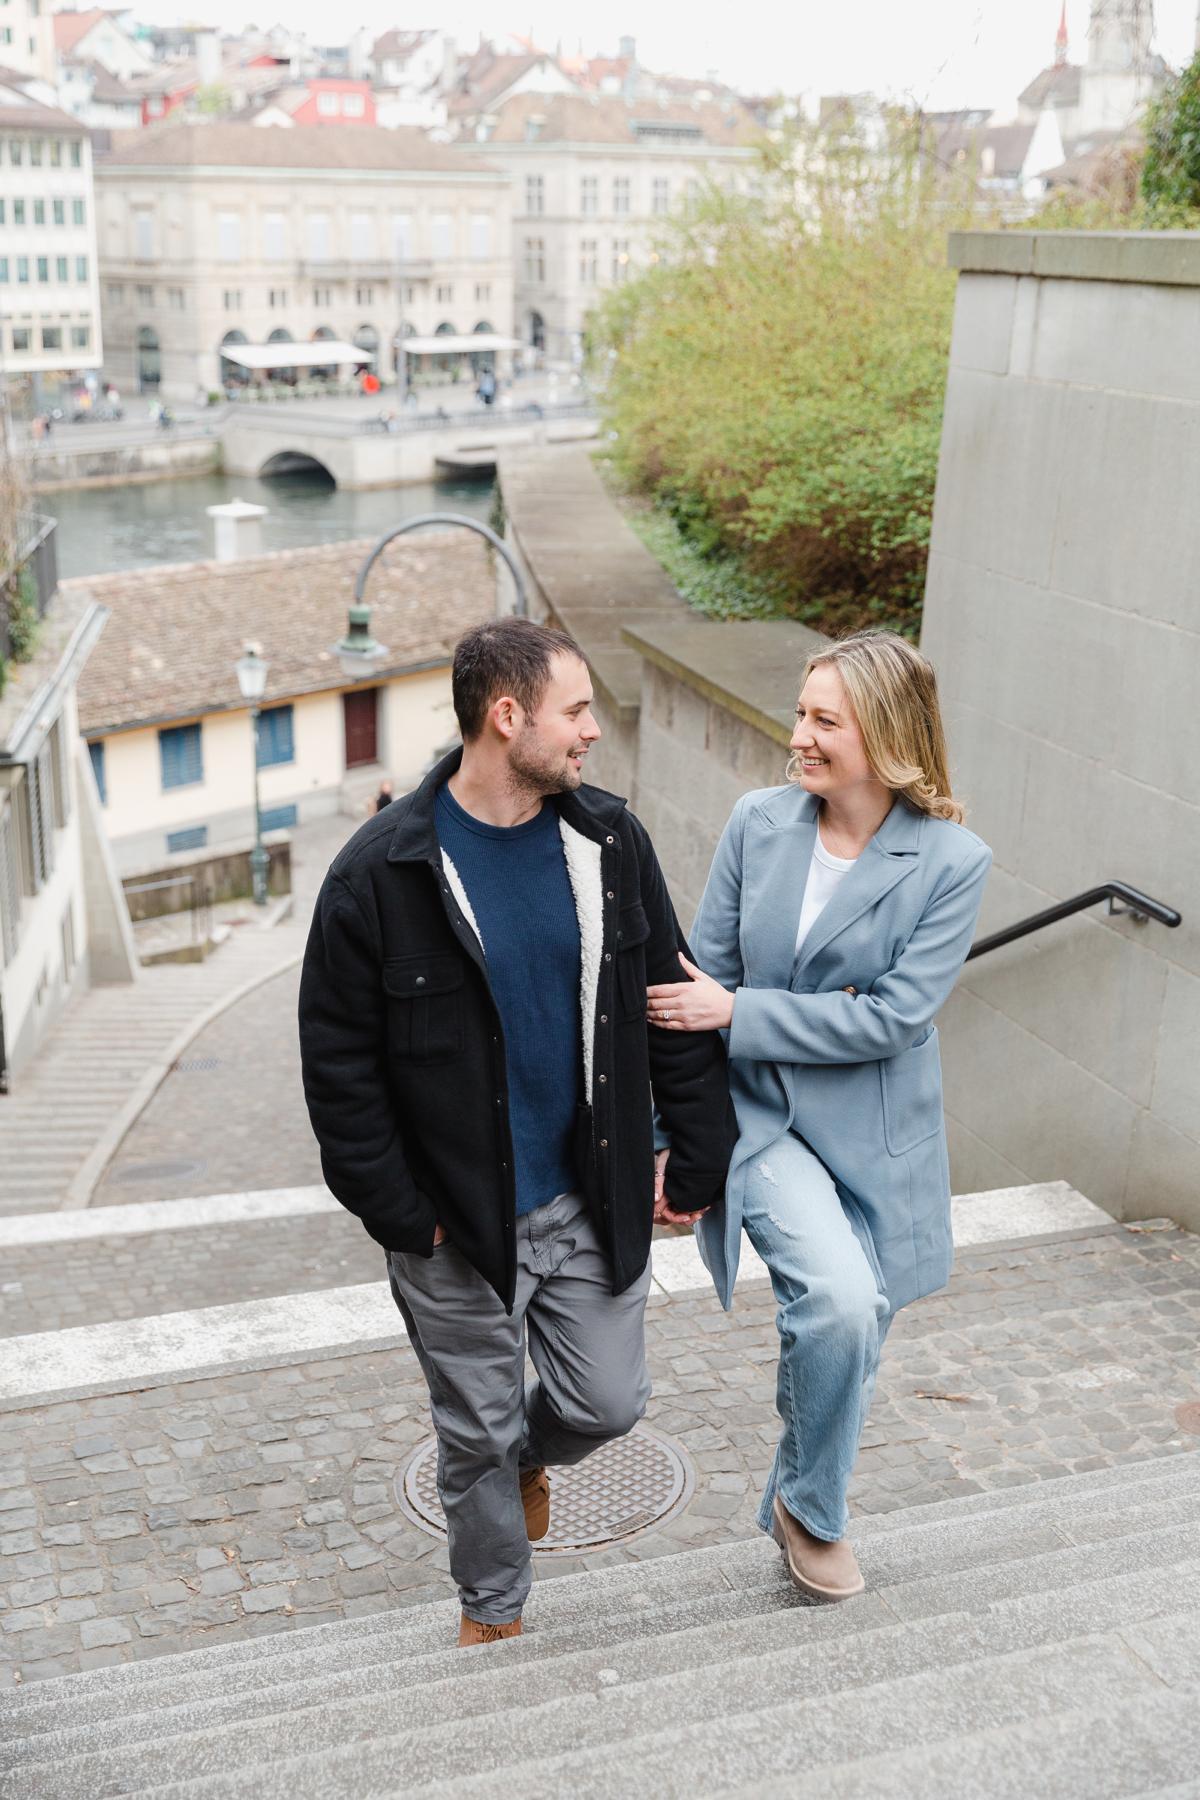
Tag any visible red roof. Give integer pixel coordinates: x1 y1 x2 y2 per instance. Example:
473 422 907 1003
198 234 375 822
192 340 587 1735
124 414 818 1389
52 9 112 54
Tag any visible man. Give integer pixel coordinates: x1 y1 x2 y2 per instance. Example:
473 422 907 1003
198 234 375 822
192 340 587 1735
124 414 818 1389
299 618 736 1646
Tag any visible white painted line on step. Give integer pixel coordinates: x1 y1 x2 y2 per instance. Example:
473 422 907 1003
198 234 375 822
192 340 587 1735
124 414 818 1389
0 1185 340 1248
951 1181 1111 1247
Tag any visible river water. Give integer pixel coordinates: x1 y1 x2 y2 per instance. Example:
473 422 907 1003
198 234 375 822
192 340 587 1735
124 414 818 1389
47 468 497 580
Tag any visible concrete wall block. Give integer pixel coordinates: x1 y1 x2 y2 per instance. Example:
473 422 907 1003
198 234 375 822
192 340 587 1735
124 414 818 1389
1124 1110 1200 1234
945 1112 1031 1197
1008 276 1040 378
654 669 711 751
933 704 1032 877
1030 277 1200 405
704 700 789 789
960 865 1169 1110
936 987 1137 1217
948 273 1016 375
927 369 1070 586
1149 964 1200 1146
1049 387 1200 632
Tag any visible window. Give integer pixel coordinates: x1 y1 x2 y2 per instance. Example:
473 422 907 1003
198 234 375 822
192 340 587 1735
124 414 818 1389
36 257 48 283
70 325 89 349
684 177 700 211
133 208 154 258
41 326 61 349
0 257 7 284
435 283 452 304
168 286 184 310
88 741 107 807
159 723 203 791
166 825 208 854
29 138 41 166
262 211 286 261
259 802 298 832
391 212 412 260
223 289 241 310
580 175 597 216
525 174 544 215
475 282 490 303
469 213 491 260
8 139 22 166
0 806 19 966
136 283 153 305
431 212 452 259
306 212 331 261
268 288 287 309
16 257 29 284
71 197 85 226
350 212 373 259
52 198 64 225
216 210 241 262
613 177 631 215
70 141 81 168
256 704 295 768
343 92 365 117
108 282 124 304
612 239 631 283
0 201 4 226
652 177 669 215
22 743 55 890
311 285 331 307
356 284 373 305
75 256 88 282
33 199 44 225
317 90 339 116
11 327 30 350
579 239 597 284
523 237 545 283
13 199 24 225
55 257 67 282
50 140 62 169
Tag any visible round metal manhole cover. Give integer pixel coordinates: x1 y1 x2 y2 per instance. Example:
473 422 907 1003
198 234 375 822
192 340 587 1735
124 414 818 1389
396 1426 695 1556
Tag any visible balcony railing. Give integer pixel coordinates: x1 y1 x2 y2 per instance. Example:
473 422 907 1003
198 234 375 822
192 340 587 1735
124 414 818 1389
1 514 57 667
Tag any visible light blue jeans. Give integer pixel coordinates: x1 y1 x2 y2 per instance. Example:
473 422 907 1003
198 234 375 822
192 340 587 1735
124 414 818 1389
742 1130 891 1543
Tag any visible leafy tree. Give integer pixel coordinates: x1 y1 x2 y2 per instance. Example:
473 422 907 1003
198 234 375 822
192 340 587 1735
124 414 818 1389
1141 52 1200 213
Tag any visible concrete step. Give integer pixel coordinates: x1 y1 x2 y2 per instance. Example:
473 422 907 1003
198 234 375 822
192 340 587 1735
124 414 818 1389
11 1550 1200 1789
6 1452 1197 1740
129 1634 1169 1799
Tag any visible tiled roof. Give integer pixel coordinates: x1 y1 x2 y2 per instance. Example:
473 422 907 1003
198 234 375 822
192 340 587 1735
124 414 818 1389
0 91 89 132
52 9 111 54
469 91 757 147
936 119 1037 179
72 534 495 736
96 119 497 173
1019 62 1082 109
371 29 432 65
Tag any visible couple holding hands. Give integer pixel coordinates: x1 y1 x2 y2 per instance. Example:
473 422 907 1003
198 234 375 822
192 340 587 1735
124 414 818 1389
299 615 990 1645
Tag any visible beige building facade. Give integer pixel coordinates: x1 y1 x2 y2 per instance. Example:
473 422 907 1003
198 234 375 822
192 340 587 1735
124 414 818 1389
93 123 513 401
456 94 759 365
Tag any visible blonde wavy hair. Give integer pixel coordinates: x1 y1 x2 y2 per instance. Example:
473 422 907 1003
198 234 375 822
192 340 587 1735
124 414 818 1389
786 630 964 824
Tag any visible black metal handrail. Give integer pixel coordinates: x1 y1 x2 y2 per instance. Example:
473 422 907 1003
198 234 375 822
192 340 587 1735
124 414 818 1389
968 881 1181 961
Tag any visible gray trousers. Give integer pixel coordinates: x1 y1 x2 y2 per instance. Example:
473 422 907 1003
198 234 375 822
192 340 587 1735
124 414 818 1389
387 1189 652 1624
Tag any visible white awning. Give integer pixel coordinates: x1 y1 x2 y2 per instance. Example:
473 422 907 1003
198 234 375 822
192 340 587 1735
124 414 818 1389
396 334 522 355
221 340 375 370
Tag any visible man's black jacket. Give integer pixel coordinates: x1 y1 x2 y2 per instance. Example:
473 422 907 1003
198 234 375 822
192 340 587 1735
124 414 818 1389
298 748 737 1311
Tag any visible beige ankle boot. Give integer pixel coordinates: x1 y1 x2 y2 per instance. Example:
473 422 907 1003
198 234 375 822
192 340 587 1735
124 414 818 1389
772 1495 865 1601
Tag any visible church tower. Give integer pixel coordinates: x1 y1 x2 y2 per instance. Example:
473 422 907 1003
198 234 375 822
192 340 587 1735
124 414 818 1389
1087 0 1155 72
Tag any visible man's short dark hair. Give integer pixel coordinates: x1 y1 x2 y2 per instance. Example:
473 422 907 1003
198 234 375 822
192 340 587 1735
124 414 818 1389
452 618 585 740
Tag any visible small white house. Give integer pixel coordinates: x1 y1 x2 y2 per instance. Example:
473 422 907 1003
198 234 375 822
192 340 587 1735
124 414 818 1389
72 530 496 873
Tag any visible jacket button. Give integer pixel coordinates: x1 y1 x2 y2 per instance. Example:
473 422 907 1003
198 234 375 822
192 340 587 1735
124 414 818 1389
600 1014 608 1024
842 985 857 996
494 1096 502 1107
604 953 612 963
599 1138 608 1149
606 891 614 900
415 976 426 987
598 1073 607 1084
605 835 614 845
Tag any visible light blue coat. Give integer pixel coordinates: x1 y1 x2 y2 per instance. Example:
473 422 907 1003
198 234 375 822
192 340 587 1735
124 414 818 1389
690 784 991 1314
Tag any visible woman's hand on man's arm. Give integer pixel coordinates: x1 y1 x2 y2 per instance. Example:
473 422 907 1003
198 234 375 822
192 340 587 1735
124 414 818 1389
647 953 735 1033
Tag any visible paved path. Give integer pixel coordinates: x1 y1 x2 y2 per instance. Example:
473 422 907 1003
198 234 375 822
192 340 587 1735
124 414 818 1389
1 1220 1197 1684
0 815 354 1220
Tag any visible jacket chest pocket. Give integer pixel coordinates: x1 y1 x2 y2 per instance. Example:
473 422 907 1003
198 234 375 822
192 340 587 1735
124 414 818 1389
382 953 464 1063
614 903 651 1022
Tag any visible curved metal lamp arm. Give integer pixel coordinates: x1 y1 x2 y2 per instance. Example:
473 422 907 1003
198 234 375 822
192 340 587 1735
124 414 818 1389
353 512 528 618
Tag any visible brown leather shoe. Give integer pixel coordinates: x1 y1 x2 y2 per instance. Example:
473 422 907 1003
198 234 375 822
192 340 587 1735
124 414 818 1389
520 1465 550 1542
772 1495 865 1602
458 1613 523 1647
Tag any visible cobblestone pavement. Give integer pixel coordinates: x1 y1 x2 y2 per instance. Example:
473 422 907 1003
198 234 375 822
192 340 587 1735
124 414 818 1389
2 1224 1198 1685
92 966 323 1207
0 815 354 1220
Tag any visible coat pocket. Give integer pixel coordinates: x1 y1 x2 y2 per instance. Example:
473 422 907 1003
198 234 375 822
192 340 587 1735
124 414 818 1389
382 953 464 1063
615 903 651 1021
879 1027 943 1155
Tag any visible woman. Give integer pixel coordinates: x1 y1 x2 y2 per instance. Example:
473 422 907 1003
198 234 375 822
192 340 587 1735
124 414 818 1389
647 630 990 1602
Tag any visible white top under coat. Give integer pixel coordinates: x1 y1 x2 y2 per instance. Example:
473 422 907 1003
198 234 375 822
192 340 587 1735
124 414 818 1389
794 830 858 956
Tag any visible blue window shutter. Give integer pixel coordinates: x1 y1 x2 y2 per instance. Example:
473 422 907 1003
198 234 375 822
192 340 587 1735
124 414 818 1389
259 802 297 833
88 740 107 806
159 723 203 790
256 704 295 769
166 825 208 854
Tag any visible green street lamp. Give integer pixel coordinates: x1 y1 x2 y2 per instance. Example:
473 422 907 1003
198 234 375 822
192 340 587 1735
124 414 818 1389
235 641 270 907
346 514 528 668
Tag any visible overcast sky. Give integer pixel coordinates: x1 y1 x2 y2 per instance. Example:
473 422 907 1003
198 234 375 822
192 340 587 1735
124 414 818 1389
133 1 1199 115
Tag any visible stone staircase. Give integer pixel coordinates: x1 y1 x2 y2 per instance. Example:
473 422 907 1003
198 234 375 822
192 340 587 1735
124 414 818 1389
2 1451 1198 1799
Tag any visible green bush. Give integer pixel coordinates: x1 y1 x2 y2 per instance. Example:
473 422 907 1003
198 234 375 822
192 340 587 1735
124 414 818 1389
5 565 39 665
1142 53 1200 213
589 123 973 637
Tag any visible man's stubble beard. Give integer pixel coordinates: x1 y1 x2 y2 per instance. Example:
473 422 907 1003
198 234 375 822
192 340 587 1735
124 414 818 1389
506 723 581 801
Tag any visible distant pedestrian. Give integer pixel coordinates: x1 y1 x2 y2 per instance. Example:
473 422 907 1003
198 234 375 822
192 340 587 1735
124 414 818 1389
373 779 393 813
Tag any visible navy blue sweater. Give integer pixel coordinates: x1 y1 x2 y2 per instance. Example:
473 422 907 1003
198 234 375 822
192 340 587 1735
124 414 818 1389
435 784 581 1216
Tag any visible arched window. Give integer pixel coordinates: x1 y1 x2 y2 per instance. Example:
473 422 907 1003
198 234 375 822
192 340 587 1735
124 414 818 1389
266 326 294 383
433 318 457 376
309 325 337 379
471 320 495 374
219 327 248 387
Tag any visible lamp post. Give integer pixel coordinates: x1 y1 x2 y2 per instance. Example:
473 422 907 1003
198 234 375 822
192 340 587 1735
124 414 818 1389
348 514 528 653
234 641 270 906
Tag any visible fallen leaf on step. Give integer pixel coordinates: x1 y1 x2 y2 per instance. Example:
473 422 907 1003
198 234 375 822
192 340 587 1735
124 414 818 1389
914 1390 973 1403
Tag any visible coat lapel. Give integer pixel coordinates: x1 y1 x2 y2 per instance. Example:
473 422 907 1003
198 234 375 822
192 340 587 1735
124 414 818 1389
746 792 818 987
792 798 924 978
